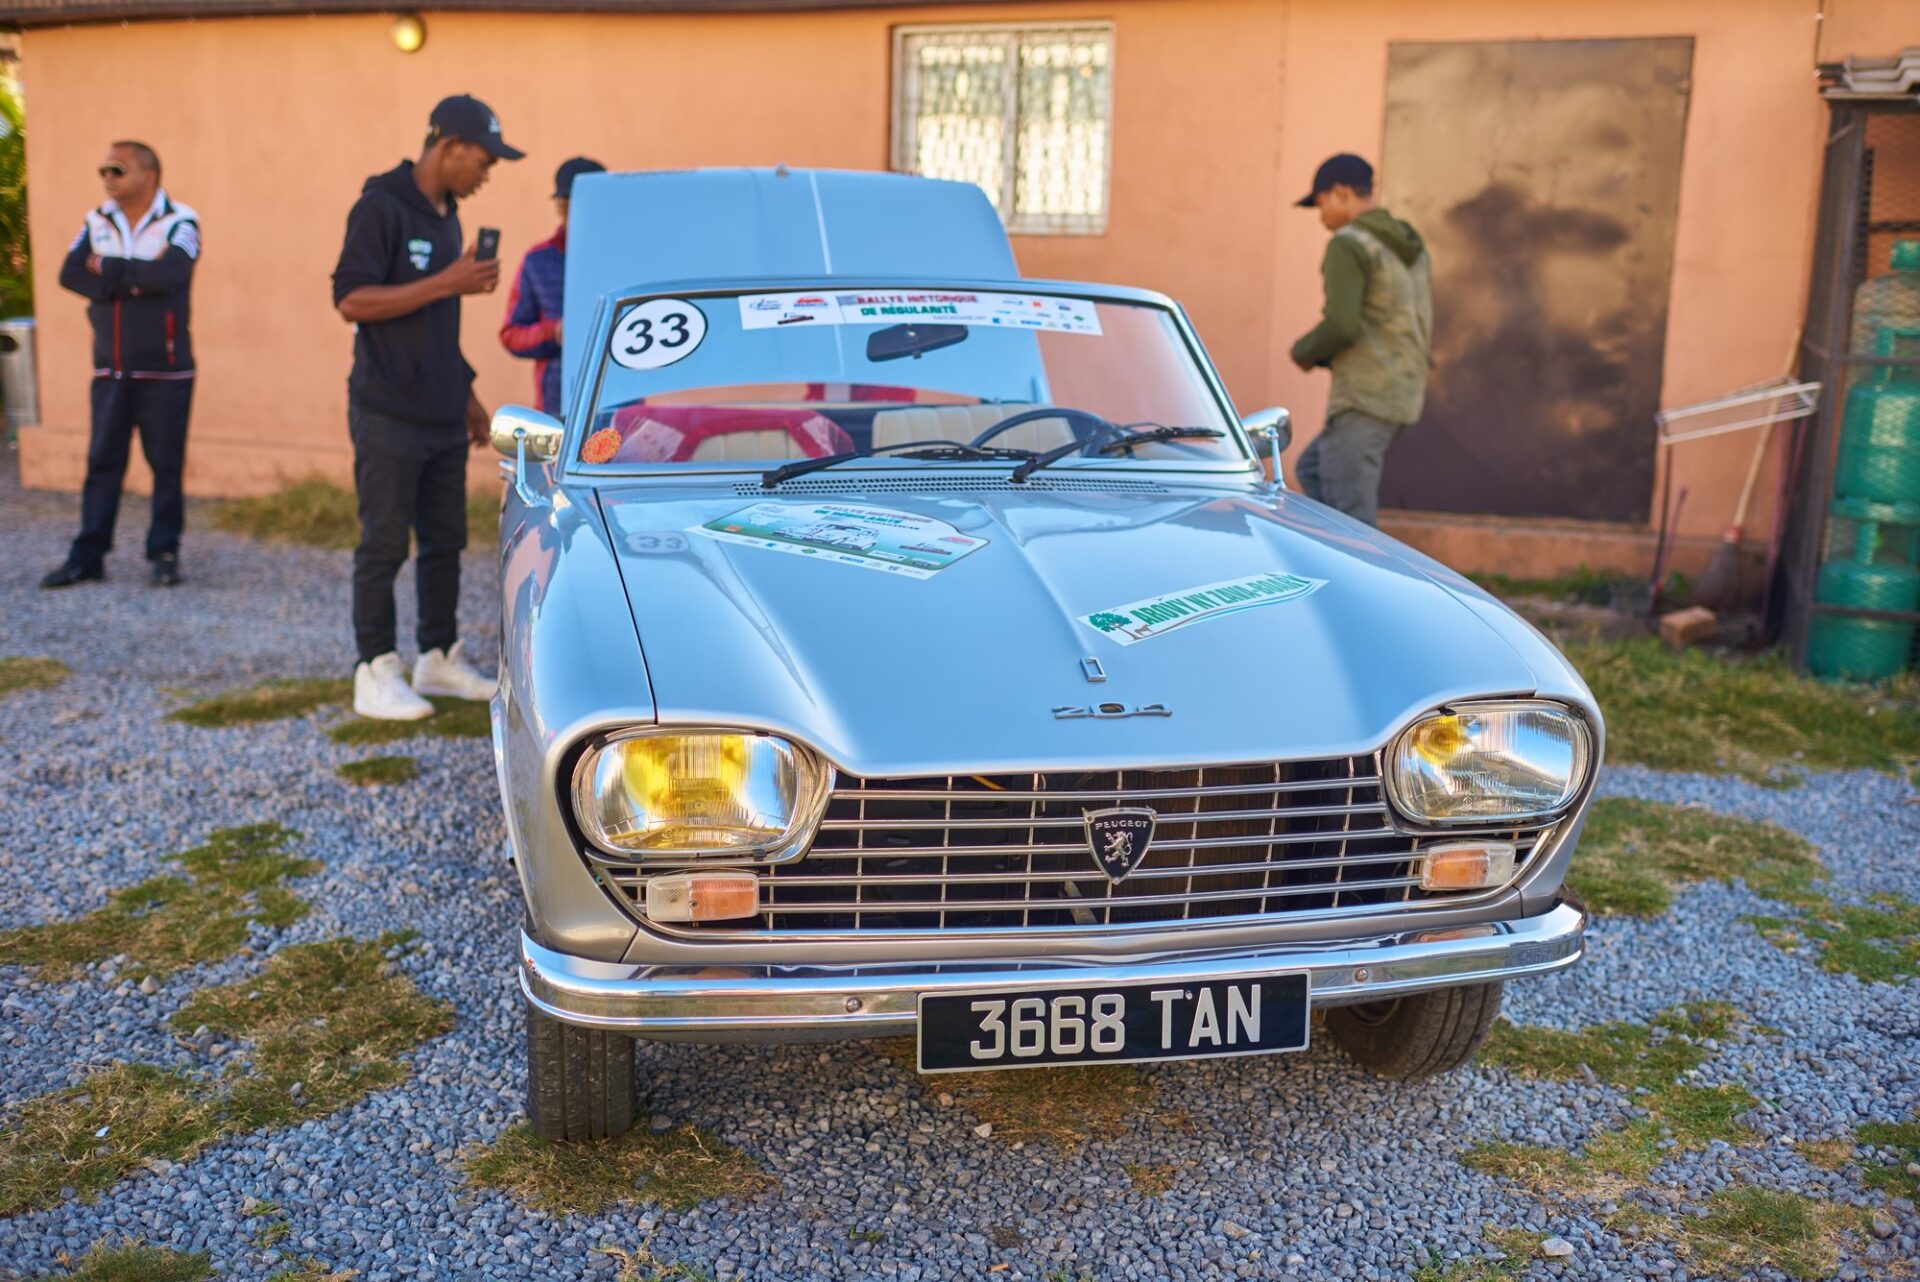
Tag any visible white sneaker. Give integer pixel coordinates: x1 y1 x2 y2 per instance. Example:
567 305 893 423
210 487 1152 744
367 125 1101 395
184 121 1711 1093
412 639 497 701
354 652 434 720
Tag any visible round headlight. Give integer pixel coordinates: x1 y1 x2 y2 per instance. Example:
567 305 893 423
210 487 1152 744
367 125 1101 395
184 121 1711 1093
572 730 828 858
1387 702 1591 824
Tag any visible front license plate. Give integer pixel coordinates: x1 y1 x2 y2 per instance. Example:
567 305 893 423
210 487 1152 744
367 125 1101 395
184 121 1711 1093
916 972 1309 1073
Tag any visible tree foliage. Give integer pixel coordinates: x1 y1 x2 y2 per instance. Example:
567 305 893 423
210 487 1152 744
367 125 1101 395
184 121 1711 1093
0 74 30 318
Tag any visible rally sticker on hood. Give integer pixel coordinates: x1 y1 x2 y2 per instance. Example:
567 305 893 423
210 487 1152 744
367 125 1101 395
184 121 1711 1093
694 501 988 579
1082 573 1327 646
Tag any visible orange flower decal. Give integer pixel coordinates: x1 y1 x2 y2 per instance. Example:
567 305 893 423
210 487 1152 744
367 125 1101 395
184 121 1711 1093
581 427 622 464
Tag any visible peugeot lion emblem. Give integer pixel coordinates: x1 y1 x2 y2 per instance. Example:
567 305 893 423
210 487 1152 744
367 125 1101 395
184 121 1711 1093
1084 807 1157 883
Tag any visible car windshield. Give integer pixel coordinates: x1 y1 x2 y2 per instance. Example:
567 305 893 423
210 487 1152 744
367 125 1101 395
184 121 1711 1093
577 287 1244 469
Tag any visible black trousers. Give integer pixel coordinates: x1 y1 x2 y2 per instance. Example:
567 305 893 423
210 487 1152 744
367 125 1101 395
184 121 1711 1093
70 375 194 568
349 400 469 664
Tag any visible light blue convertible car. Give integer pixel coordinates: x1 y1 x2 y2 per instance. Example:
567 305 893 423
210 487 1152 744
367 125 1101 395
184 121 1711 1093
489 169 1601 1140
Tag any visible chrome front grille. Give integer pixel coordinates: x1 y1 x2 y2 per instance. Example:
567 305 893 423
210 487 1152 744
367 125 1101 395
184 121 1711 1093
595 757 1548 937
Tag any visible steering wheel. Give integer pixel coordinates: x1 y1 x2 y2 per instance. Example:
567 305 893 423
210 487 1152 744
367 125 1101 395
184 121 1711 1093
969 407 1117 451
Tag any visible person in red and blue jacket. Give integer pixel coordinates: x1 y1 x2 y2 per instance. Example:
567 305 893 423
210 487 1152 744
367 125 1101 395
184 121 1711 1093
500 156 603 416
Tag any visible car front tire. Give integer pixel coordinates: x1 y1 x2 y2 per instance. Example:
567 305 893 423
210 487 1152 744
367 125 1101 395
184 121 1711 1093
526 1000 636 1141
1324 981 1504 1078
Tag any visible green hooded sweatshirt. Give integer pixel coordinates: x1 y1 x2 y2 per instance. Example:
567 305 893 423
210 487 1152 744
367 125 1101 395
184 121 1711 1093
1290 208 1433 427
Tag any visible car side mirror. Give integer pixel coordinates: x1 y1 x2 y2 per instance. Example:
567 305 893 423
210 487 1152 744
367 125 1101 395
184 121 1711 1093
492 405 565 510
491 405 565 462
1241 407 1291 494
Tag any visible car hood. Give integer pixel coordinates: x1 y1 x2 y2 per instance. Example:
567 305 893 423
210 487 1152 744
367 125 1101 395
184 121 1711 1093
593 478 1541 777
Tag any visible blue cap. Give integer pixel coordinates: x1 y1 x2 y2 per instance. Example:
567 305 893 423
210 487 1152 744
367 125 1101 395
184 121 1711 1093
1296 154 1373 207
553 156 606 199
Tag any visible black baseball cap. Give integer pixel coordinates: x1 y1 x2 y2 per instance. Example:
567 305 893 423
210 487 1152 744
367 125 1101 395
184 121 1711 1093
1295 153 1373 207
427 94 524 160
553 156 606 198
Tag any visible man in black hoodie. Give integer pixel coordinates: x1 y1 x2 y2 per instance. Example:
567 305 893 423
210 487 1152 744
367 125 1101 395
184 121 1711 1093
332 95 521 720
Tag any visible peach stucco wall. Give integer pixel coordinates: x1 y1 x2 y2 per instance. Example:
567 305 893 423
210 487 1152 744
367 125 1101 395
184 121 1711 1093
12 0 1910 570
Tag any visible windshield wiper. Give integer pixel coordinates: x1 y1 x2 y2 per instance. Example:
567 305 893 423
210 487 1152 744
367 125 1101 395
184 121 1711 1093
761 439 1034 488
1010 425 1225 483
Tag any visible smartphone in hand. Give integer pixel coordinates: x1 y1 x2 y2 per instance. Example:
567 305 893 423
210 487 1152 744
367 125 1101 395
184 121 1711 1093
475 228 501 262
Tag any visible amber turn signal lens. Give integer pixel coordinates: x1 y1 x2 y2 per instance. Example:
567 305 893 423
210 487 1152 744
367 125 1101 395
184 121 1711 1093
644 871 761 923
1419 842 1517 892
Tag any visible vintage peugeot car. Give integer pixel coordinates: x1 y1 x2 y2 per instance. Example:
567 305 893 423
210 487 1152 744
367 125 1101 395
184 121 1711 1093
489 169 1601 1141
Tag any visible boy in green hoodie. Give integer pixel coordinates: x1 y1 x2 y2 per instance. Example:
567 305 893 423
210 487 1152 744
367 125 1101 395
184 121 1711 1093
1289 154 1432 527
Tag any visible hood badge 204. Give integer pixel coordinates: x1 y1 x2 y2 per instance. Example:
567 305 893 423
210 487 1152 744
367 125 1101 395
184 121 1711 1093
1053 702 1172 720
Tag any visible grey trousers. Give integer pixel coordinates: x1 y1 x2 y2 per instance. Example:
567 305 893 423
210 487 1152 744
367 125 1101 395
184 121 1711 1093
1296 408 1403 527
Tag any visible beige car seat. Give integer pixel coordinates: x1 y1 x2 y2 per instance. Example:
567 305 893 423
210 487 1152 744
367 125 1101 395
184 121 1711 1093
870 405 1076 453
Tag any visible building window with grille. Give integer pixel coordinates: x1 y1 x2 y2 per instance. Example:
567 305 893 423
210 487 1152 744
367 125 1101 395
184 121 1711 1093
892 23 1115 235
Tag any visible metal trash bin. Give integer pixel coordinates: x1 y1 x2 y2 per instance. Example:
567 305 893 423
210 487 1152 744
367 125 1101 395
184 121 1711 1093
0 317 39 432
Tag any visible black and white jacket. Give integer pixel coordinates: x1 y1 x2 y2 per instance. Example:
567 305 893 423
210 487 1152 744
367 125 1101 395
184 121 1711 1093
59 189 201 378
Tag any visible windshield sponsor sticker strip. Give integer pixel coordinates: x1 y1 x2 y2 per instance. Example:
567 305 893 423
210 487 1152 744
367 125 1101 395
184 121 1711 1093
737 290 1102 336
693 501 989 579
1082 573 1327 646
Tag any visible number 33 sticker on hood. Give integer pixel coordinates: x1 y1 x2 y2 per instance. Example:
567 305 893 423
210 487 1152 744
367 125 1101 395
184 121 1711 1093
610 299 707 371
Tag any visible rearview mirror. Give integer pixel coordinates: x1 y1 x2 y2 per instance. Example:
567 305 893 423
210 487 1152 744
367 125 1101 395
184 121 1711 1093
866 322 968 363
491 405 565 462
1241 406 1292 452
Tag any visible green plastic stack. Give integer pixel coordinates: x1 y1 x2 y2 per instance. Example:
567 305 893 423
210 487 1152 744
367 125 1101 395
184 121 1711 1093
1808 240 1920 680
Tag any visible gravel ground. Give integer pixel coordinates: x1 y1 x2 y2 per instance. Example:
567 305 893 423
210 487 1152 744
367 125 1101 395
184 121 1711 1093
2 464 1917 1282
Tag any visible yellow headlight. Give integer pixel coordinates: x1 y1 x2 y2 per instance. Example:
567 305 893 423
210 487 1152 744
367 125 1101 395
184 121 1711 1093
1387 703 1590 824
574 731 827 857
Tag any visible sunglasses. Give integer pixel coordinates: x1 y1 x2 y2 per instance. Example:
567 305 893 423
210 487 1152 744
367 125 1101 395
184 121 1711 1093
97 164 127 178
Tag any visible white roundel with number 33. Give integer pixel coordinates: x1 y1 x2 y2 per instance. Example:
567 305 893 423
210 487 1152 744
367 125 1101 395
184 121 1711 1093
609 298 707 371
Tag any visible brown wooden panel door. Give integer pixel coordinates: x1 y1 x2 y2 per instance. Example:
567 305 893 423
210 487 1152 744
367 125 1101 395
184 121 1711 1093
1377 37 1693 522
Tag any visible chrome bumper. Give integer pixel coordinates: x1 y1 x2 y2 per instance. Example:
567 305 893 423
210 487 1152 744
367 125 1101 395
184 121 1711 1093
521 900 1585 1041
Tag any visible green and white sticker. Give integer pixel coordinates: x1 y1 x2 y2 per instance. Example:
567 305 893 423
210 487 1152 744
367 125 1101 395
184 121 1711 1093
695 501 988 579
1082 573 1326 646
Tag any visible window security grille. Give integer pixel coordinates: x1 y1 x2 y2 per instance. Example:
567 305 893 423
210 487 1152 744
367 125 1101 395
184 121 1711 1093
892 24 1114 235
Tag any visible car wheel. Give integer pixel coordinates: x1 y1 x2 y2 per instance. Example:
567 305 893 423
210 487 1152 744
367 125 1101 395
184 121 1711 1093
1324 981 1504 1079
525 1000 636 1141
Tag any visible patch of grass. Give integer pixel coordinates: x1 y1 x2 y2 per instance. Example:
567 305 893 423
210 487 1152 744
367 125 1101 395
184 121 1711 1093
325 697 489 745
212 478 360 549
1571 798 1825 916
1563 637 1920 785
0 824 317 980
265 1261 357 1282
1472 564 1621 606
847 1228 884 1245
1410 1227 1544 1282
1123 1161 1181 1197
0 656 72 697
1673 1187 1869 1281
173 932 453 1131
1605 1203 1666 1240
0 934 448 1217
252 1218 291 1248
170 678 350 728
1749 892 1920 983
877 1038 1183 1148
1479 1001 1744 1091
25 1239 213 1282
1794 1138 1857 1170
1471 1005 1758 1196
213 477 500 551
0 1063 223 1218
1856 1116 1920 1197
335 755 418 786
595 1246 715 1282
462 1121 773 1215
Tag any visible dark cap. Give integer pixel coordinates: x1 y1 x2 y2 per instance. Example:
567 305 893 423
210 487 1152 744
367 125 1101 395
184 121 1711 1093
427 94 524 160
553 156 607 198
1295 153 1373 207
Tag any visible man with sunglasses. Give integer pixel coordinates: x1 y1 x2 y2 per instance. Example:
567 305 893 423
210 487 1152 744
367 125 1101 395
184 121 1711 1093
331 95 520 720
43 141 200 590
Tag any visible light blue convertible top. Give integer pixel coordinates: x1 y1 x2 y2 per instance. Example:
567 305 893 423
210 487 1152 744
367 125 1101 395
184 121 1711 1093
560 168 1020 412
